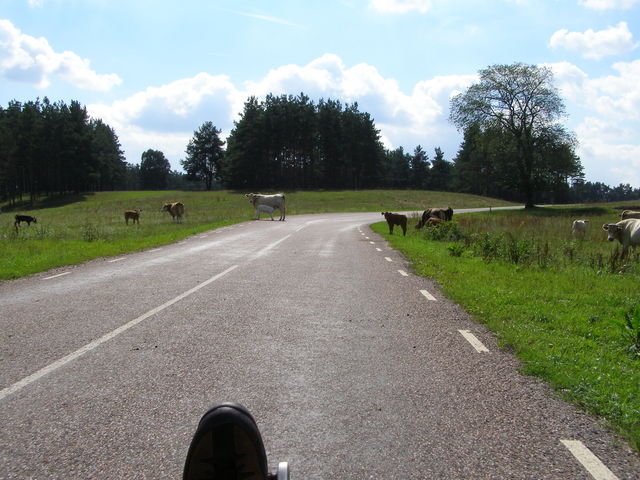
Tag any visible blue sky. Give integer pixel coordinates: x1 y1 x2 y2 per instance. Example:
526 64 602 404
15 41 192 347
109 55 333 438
1 0 639 187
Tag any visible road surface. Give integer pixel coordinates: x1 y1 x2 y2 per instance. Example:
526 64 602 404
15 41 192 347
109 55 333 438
1 211 639 479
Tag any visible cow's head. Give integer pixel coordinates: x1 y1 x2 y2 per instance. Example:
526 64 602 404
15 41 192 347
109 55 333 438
161 203 171 212
246 193 258 206
602 223 622 242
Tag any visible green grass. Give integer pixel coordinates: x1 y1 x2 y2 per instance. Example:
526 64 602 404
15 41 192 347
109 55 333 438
0 189 514 279
372 205 640 451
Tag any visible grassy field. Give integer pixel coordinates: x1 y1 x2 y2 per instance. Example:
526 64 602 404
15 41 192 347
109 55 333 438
371 204 640 451
0 190 513 279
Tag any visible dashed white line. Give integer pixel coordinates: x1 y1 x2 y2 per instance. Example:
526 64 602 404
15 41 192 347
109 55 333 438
43 272 71 280
369 241 375 245
561 440 619 480
458 330 490 353
398 270 408 276
365 236 370 239
0 265 239 402
385 257 393 262
420 289 436 301
375 248 382 252
108 257 125 263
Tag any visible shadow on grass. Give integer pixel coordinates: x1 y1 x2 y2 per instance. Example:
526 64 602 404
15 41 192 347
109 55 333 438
1 193 91 212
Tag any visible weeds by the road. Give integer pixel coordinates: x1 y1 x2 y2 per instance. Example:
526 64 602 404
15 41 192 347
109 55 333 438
372 205 640 451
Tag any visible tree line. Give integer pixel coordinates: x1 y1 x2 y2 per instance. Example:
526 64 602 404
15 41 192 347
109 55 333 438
2 63 640 207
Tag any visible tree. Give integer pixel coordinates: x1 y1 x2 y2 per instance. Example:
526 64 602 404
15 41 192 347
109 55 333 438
182 122 225 190
429 147 452 191
450 63 580 208
139 149 170 190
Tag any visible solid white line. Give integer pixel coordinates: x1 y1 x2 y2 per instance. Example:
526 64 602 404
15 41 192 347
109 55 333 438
108 257 125 263
255 234 292 257
420 289 436 301
149 248 162 252
458 330 490 353
561 440 619 480
0 265 239 402
398 270 408 276
43 272 71 280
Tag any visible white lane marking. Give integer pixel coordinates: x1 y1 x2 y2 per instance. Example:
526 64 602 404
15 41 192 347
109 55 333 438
369 241 375 245
375 248 382 252
108 257 125 263
398 270 408 276
43 272 70 280
458 330 490 353
561 440 619 480
365 236 370 239
149 248 162 252
385 257 392 262
0 265 239 402
420 289 437 301
255 234 292 258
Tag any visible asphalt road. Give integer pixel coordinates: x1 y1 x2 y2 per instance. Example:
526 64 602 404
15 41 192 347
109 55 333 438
1 211 639 479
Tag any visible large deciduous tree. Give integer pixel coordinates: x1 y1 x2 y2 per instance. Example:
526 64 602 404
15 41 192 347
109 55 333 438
182 122 225 190
449 63 581 208
139 149 170 190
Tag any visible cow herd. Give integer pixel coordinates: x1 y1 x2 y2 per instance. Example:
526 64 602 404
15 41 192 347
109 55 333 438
9 198 640 260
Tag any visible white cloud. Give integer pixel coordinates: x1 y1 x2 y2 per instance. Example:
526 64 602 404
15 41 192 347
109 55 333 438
578 0 640 10
546 60 640 184
0 19 121 90
549 21 638 60
89 53 475 166
368 0 433 14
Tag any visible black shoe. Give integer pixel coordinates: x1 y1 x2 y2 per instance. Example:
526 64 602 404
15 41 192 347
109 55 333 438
183 403 269 480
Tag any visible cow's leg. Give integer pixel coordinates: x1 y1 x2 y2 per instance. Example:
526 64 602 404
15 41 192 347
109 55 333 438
401 222 407 236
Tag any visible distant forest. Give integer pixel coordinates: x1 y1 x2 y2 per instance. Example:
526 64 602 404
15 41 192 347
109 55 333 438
1 95 639 206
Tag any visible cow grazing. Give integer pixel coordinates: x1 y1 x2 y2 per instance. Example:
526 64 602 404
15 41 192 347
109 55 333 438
161 202 185 222
415 207 453 229
124 209 141 225
382 212 407 236
621 210 640 220
256 204 276 221
602 219 640 259
246 193 285 221
571 219 588 235
14 214 37 228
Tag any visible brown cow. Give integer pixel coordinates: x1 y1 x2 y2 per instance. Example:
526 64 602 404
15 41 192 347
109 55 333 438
415 207 453 229
162 202 185 222
425 217 443 227
382 212 407 236
124 209 141 225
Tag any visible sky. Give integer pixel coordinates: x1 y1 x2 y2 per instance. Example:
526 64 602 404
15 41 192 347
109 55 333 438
1 0 639 187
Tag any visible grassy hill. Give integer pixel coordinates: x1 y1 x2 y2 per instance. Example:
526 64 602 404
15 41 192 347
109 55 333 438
0 190 514 279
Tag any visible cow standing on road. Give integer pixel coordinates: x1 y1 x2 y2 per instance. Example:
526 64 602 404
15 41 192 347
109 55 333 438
246 193 286 221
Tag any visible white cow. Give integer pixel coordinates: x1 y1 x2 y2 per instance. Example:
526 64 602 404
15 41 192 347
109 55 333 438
621 210 640 220
256 204 276 221
571 219 589 236
602 219 640 259
246 193 285 221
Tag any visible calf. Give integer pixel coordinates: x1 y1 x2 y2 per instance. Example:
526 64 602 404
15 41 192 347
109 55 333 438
256 204 276 221
621 210 640 220
571 219 588 235
382 212 407 236
602 219 640 259
124 209 141 225
14 214 37 228
425 217 443 227
161 202 185 222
